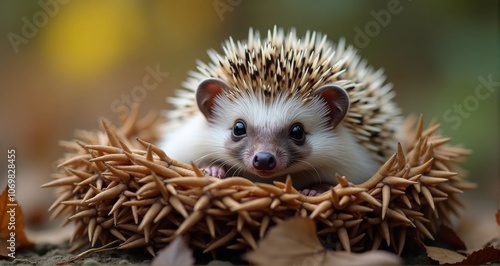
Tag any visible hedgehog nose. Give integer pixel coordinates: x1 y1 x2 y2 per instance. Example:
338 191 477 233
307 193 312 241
253 152 276 171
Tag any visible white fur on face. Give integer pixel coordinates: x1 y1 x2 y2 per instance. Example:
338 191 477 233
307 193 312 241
161 89 380 187
212 91 330 135
207 91 379 185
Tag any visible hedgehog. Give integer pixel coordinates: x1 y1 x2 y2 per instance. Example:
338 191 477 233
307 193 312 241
159 26 402 195
44 27 475 258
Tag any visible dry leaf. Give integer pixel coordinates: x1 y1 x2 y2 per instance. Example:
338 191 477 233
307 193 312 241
423 246 466 264
448 245 500 265
26 226 73 245
323 251 403 266
455 200 500 253
437 225 467 251
152 236 194 266
245 217 320 265
496 209 500 225
418 238 500 265
245 217 401 266
0 187 33 258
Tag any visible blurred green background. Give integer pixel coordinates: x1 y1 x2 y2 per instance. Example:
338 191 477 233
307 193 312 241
0 0 497 227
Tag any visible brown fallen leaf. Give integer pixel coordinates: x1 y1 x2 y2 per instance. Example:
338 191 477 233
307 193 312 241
0 186 33 259
26 225 74 245
152 236 194 266
437 225 467 251
496 208 500 225
423 245 466 264
245 217 401 266
457 192 499 252
448 245 500 265
418 238 500 265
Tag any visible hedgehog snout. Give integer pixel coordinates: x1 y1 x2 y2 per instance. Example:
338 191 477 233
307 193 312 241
253 152 276 171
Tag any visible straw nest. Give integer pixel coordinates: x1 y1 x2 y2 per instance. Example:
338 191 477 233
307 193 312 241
43 106 475 256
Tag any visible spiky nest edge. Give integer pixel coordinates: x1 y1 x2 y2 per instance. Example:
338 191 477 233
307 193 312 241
44 106 476 256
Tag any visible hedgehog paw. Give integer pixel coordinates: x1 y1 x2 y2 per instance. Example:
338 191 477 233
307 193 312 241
299 184 332 196
299 188 322 197
204 165 226 178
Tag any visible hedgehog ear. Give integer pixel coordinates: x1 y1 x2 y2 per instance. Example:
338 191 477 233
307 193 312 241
196 78 231 120
314 84 350 128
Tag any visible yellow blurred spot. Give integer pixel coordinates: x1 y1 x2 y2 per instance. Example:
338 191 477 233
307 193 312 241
40 1 147 80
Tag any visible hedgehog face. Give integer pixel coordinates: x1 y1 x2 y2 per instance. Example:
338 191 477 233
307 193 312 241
196 78 351 183
217 92 319 178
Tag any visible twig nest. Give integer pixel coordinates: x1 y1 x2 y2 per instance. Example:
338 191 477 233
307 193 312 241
44 106 475 256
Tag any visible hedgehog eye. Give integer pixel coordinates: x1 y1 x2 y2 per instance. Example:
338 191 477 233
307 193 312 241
231 119 247 141
289 123 305 145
